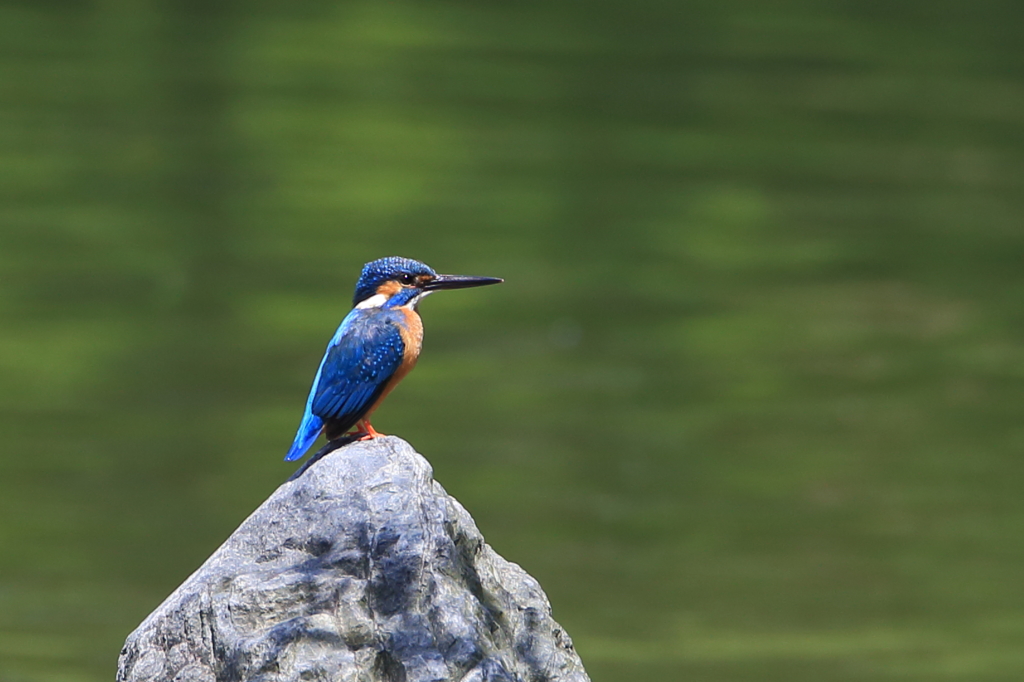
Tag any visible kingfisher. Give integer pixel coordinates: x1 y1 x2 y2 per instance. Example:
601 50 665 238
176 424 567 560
284 256 502 463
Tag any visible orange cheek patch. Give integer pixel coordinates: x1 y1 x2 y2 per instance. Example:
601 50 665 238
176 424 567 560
376 281 402 297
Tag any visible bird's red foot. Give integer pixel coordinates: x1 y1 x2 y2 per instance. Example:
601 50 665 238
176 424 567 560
354 419 385 441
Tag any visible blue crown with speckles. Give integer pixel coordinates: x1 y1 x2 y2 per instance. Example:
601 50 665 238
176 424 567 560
353 257 436 306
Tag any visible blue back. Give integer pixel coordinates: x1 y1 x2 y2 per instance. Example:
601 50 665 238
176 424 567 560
284 306 408 461
311 309 405 423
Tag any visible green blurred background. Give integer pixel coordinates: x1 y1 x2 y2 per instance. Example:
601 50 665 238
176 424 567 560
2 1 1024 680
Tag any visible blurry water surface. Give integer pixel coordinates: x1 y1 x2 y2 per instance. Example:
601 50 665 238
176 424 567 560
2 2 1024 680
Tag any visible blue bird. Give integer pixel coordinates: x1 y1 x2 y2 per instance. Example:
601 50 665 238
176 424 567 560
285 257 502 463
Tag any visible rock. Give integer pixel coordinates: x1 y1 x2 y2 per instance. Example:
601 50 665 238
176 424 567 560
117 436 590 682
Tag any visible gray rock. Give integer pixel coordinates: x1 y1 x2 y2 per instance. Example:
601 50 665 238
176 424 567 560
117 436 590 682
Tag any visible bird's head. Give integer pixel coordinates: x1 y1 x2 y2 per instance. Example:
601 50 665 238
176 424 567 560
353 257 502 310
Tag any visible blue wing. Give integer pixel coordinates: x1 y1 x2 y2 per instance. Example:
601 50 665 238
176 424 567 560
284 309 405 461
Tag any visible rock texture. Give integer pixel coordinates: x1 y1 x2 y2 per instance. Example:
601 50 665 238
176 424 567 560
117 436 590 682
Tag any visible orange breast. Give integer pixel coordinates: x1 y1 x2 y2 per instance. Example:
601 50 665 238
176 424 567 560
361 306 423 421
394 306 424 378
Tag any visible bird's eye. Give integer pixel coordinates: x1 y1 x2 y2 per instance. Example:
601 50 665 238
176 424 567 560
399 273 416 285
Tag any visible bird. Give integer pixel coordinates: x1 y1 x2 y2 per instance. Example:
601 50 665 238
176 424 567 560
284 256 502 463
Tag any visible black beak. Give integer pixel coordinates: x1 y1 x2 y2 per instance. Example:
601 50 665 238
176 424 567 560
422 274 503 291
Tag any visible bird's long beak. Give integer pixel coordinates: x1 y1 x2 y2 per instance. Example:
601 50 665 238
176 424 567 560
423 274 503 291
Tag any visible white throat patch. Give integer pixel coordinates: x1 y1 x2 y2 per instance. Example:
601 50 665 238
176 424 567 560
409 290 434 310
355 293 388 309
